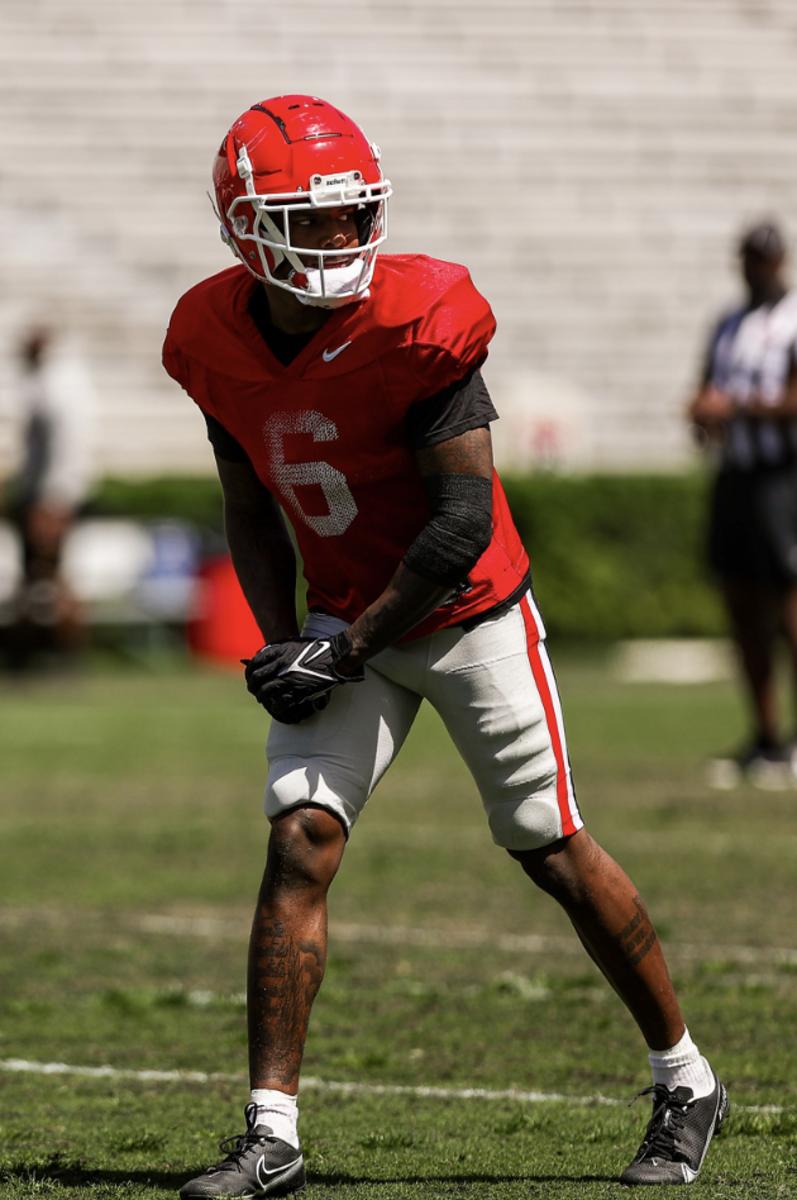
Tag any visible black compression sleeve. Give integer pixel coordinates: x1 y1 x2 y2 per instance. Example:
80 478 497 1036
402 474 493 586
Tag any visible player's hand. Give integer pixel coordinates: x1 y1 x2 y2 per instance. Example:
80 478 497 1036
242 632 364 721
262 689 332 725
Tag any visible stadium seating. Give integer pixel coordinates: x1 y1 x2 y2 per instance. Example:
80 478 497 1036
1 1 796 475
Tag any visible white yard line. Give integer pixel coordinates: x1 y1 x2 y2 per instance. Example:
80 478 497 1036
3 905 797 966
0 1058 784 1114
6 902 797 969
136 913 797 967
0 1059 240 1085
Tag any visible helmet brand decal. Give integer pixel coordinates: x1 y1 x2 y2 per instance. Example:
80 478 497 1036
311 172 362 192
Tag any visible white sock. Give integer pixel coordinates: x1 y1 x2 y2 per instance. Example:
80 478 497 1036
250 1088 300 1148
648 1028 715 1099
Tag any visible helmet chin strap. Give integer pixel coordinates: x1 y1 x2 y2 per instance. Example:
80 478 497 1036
293 260 372 308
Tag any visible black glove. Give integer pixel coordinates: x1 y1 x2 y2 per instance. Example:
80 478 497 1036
261 689 331 726
243 630 364 723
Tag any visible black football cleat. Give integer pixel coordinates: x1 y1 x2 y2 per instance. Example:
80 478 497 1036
620 1072 729 1185
179 1103 305 1198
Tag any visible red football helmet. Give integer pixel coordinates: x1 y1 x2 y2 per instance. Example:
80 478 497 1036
212 95 391 308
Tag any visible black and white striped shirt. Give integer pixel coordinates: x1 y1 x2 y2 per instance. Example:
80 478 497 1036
706 289 797 470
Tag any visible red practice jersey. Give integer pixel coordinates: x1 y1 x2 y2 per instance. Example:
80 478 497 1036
163 254 530 639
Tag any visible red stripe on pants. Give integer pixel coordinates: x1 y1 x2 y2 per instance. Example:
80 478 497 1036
519 595 577 837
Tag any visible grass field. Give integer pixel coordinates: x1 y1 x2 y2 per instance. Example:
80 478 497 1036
1 649 796 1199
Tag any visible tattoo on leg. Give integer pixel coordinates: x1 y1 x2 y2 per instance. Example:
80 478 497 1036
248 912 326 1087
618 896 658 968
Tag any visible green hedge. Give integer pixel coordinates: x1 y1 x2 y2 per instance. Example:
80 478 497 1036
501 474 721 639
92 472 723 639
93 476 225 534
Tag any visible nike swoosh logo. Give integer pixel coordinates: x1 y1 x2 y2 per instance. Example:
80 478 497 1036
303 641 331 664
278 641 333 684
256 1153 301 1186
322 341 352 362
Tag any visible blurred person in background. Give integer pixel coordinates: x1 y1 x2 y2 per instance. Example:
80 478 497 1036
2 325 95 670
688 221 797 788
165 94 727 1197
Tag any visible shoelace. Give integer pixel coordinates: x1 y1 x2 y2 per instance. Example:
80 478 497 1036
211 1127 270 1174
633 1084 690 1162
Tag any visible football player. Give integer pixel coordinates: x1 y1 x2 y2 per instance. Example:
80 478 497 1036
164 95 727 1196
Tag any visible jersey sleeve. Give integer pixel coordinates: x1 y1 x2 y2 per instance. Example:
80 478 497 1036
406 368 498 448
162 277 232 419
700 316 727 386
407 270 497 398
162 327 191 393
701 308 747 387
163 304 229 431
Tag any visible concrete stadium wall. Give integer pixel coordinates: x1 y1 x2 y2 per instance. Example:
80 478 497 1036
1 0 796 476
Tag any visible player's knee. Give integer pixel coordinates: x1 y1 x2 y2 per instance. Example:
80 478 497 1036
511 846 571 900
266 805 346 892
510 830 593 902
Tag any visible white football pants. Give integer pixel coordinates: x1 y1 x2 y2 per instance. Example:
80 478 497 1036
265 591 582 851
